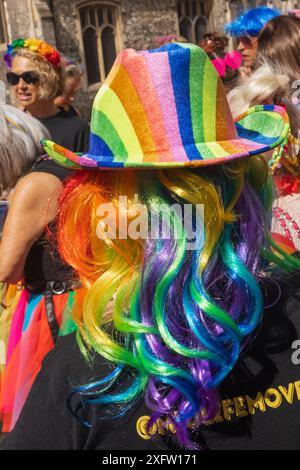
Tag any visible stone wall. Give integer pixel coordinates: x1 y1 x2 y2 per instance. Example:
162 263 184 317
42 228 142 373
50 0 179 56
5 0 34 39
48 0 81 60
210 0 228 32
120 0 178 50
34 1 57 45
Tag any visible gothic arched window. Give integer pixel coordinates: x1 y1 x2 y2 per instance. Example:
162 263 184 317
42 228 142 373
79 2 121 86
177 1 208 43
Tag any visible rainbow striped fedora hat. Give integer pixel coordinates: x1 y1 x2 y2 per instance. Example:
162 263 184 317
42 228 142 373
42 43 290 169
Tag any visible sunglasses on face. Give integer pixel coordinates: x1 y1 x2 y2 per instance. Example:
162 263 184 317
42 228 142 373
6 71 40 86
238 36 256 47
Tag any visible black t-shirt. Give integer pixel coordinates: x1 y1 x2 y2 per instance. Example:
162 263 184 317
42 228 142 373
200 274 300 450
2 273 300 450
0 332 169 451
65 105 80 118
38 108 90 154
23 158 76 285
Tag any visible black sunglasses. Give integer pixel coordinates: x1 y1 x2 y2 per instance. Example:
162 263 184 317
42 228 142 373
6 71 40 86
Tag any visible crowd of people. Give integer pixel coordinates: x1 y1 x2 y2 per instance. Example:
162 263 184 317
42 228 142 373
0 6 300 451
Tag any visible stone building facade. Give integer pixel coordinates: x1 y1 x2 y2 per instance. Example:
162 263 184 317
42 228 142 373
0 0 300 119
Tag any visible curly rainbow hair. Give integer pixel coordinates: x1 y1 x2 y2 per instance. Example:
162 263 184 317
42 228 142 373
57 158 300 449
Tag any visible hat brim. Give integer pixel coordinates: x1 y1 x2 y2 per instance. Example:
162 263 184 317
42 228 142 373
42 105 290 170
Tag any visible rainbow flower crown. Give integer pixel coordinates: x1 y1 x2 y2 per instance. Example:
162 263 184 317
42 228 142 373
4 38 61 69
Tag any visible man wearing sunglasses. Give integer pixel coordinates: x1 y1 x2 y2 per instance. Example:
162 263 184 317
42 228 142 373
225 6 280 80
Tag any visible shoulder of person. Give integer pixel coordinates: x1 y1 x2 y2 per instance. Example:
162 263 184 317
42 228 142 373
10 170 63 204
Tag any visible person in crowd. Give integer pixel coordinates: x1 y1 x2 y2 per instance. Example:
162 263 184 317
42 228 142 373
199 32 217 58
0 105 50 402
215 34 229 56
0 96 79 432
255 14 300 252
2 43 299 451
54 56 84 117
199 32 241 92
4 38 89 153
199 32 229 59
225 6 280 81
228 59 300 253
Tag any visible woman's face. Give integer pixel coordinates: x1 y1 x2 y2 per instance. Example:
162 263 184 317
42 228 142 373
11 55 41 109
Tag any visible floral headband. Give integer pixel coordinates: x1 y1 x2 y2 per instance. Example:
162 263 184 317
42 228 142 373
4 38 61 69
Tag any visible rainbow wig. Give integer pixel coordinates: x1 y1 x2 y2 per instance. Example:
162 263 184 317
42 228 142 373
57 158 300 449
225 6 280 37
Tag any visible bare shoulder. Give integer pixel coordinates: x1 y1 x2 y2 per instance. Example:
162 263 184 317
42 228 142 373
12 172 64 207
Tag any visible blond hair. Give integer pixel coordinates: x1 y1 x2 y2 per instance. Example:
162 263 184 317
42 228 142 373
0 104 50 197
228 64 300 137
228 64 289 119
13 48 64 100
